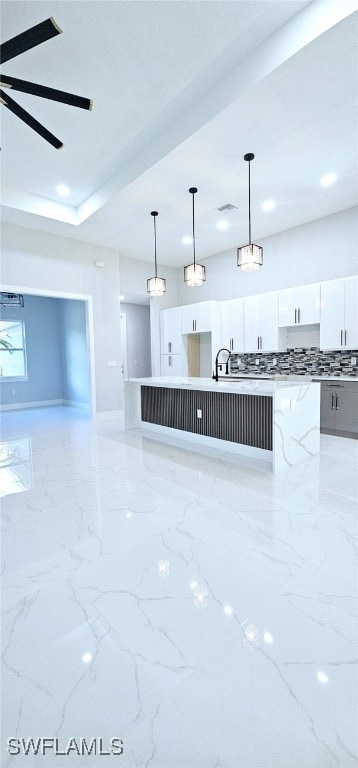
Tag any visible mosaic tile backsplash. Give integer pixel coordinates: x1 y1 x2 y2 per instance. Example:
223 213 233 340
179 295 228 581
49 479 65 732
229 348 358 377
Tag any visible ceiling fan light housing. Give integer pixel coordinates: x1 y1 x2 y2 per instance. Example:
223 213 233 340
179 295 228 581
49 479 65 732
237 243 263 273
184 262 206 287
147 276 166 297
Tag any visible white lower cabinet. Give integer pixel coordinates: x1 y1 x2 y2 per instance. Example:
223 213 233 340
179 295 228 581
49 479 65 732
161 354 187 376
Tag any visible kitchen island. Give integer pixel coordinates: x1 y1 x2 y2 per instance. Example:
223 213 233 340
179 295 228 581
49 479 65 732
125 377 320 472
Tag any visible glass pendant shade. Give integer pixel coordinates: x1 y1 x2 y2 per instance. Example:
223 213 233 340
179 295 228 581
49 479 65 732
147 211 166 297
184 262 206 286
147 276 166 296
238 153 263 272
237 243 263 272
184 187 206 287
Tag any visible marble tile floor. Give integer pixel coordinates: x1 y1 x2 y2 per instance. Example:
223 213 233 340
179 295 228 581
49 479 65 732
1 406 357 768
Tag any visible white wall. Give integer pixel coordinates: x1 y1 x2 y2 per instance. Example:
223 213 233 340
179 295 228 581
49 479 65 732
119 254 178 375
121 302 151 378
176 207 358 305
1 223 122 419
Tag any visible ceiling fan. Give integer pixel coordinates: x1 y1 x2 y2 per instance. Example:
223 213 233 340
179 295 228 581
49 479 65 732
0 17 93 149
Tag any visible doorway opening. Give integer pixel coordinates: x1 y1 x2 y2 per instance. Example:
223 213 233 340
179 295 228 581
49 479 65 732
0 289 95 415
120 301 152 380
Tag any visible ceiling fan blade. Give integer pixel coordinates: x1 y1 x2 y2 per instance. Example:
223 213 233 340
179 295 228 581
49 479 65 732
0 17 62 65
0 75 93 110
0 89 63 149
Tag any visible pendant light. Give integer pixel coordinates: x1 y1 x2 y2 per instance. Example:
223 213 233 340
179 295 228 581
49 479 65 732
147 211 166 297
184 187 206 287
237 153 263 272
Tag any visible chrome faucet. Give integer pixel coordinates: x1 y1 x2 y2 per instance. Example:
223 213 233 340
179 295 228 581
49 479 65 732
213 348 232 381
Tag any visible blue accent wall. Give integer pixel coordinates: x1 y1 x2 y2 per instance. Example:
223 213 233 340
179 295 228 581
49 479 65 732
0 295 64 406
60 300 90 407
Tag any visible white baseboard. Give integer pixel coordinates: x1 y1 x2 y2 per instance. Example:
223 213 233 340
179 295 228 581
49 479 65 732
95 409 125 430
63 400 90 411
0 399 64 411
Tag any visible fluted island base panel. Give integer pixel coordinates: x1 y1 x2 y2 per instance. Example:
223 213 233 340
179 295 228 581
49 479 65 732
125 378 320 473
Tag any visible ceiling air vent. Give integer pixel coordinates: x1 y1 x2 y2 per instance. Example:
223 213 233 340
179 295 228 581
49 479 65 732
0 292 24 307
217 203 238 212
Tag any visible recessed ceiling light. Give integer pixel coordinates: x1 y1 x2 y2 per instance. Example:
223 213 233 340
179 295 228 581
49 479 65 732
190 581 198 590
261 199 276 212
317 671 329 684
224 605 233 615
182 236 192 245
320 172 337 187
56 184 70 197
82 652 92 663
217 220 229 231
119 295 126 301
263 632 274 643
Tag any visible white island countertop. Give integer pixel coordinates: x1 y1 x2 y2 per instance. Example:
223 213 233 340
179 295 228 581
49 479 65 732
129 376 318 397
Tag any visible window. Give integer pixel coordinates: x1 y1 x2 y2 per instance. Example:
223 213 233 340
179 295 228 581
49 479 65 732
0 320 27 379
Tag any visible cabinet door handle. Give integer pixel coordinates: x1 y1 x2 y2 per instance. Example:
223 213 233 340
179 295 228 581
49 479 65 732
260 336 263 349
295 308 297 324
298 308 301 323
331 394 334 410
340 329 343 346
168 342 172 353
344 330 347 346
169 356 172 367
257 336 260 350
335 394 339 410
232 338 234 351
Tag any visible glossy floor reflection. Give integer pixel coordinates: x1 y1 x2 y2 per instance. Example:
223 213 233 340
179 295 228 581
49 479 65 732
1 406 357 768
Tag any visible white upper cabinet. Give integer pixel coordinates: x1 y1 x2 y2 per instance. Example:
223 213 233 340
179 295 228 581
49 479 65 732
345 277 358 349
244 292 284 353
243 295 261 353
219 299 244 353
181 301 219 334
160 307 184 355
320 277 358 350
278 284 320 327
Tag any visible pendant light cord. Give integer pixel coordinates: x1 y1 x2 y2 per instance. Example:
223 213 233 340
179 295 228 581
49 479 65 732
248 159 251 245
192 190 196 267
153 214 158 278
